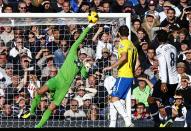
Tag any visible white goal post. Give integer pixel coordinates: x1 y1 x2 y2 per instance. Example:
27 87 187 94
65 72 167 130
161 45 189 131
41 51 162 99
0 13 131 128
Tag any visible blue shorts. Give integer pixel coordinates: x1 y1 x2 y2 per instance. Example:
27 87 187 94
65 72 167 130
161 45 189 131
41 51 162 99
111 77 134 99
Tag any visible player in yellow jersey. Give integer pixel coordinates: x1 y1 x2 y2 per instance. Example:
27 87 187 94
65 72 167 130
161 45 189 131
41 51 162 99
103 25 140 127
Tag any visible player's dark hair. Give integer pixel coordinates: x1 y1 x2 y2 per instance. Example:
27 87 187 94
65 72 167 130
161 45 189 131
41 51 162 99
156 30 168 43
118 25 129 37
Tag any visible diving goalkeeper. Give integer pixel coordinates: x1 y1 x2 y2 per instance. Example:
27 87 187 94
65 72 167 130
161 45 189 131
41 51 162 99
22 12 98 128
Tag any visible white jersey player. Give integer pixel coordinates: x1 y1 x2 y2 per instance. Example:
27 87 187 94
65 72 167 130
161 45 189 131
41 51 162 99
156 43 178 85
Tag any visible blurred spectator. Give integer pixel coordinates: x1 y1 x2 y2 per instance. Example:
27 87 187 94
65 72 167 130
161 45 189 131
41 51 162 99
0 88 5 111
51 0 65 12
144 56 159 85
86 75 97 98
80 94 92 114
183 49 191 75
36 96 48 117
111 0 132 13
160 8 181 34
138 39 150 70
172 93 187 127
176 62 191 83
158 104 174 127
4 74 21 104
177 40 190 61
145 0 160 20
60 0 71 13
142 12 160 41
64 99 86 119
87 104 99 120
156 0 165 12
0 26 14 45
0 42 8 66
177 0 190 12
133 28 149 49
132 74 153 107
0 102 14 118
158 1 181 23
91 0 102 12
134 0 149 21
95 48 111 74
100 0 110 13
47 28 60 53
70 0 83 13
41 0 56 13
16 96 29 118
58 96 70 116
9 37 32 63
93 26 112 60
25 32 41 62
17 1 28 13
124 4 139 20
25 71 41 98
144 47 156 70
176 75 191 127
74 86 86 107
41 55 55 78
4 63 13 85
79 1 90 13
131 19 142 43
2 4 13 13
36 48 51 69
54 39 69 68
132 102 150 120
6 27 24 50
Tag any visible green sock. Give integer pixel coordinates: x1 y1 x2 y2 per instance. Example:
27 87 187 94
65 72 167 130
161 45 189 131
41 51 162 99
35 108 52 128
30 94 41 114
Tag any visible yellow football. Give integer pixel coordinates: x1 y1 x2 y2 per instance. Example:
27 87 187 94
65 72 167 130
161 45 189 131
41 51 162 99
87 11 99 23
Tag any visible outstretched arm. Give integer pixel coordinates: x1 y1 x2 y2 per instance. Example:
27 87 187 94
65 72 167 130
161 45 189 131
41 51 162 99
70 23 95 51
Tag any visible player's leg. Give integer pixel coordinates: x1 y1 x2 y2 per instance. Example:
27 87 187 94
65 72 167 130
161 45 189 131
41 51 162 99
22 85 49 118
35 102 56 128
148 80 163 127
111 78 134 127
35 87 68 128
109 95 117 127
30 85 49 114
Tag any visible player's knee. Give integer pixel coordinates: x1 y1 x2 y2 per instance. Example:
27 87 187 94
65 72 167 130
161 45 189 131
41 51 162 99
111 97 119 103
37 86 48 95
37 89 44 95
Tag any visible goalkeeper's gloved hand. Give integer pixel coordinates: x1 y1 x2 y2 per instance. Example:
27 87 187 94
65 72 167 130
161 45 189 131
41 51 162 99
87 10 99 28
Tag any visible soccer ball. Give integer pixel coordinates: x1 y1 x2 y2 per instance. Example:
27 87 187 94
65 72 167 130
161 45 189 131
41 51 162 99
87 11 99 24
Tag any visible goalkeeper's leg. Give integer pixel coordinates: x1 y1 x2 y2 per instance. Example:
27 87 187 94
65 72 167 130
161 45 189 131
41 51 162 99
35 87 67 128
22 85 49 119
35 102 56 128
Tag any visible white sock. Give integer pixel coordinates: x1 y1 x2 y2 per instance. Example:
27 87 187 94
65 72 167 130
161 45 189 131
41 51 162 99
113 100 131 126
109 102 117 127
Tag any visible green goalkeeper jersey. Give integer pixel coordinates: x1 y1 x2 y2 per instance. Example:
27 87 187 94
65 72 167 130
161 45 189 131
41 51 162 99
45 26 91 90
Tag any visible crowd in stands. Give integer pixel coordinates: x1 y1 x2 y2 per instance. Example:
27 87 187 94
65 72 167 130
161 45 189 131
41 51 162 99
0 0 191 127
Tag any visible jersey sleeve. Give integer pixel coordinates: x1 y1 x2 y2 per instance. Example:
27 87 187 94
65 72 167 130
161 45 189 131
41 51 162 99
70 26 92 53
80 65 88 79
157 49 167 83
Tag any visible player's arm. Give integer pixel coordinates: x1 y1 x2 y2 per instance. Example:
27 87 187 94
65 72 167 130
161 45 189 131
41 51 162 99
80 65 88 79
103 42 127 72
70 23 95 51
157 53 167 83
157 50 168 93
134 52 140 71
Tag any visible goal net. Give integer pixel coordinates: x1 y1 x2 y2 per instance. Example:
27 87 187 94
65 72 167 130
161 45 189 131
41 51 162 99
0 13 131 128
